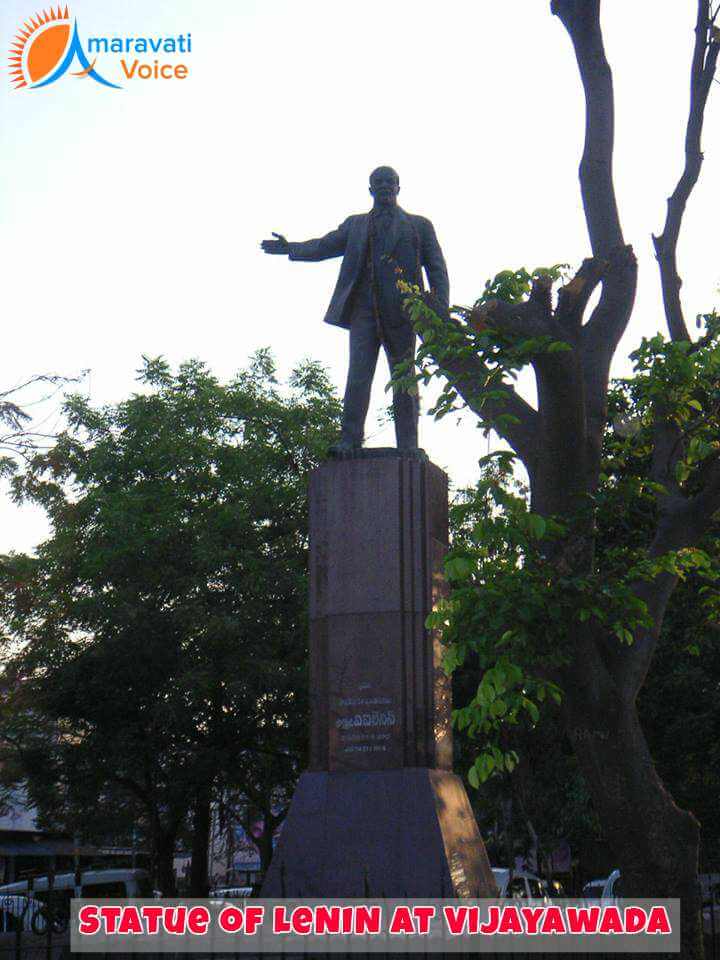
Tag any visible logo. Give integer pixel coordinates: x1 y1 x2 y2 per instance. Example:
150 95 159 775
9 7 118 89
8 7 192 90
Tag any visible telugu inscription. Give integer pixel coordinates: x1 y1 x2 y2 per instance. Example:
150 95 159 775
333 692 399 762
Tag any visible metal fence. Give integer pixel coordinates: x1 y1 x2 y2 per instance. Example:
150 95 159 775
0 888 69 960
0 885 717 960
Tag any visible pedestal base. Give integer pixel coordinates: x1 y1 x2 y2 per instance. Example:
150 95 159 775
261 769 496 898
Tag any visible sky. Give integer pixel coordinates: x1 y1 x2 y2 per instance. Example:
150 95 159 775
1 0 719 554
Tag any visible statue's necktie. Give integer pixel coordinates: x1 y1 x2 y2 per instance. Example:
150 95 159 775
375 211 395 259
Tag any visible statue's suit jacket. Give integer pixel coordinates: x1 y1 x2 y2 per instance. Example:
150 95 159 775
287 208 449 330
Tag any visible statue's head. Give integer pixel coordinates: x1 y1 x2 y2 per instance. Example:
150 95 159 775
369 166 400 206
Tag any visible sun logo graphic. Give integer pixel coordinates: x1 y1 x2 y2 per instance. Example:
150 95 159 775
8 7 120 89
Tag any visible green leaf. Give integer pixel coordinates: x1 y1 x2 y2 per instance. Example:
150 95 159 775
490 698 507 718
523 698 540 723
504 662 523 685
526 514 547 539
445 556 474 580
479 754 496 781
477 678 496 706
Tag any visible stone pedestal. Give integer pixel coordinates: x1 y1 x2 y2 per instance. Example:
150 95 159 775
261 451 495 897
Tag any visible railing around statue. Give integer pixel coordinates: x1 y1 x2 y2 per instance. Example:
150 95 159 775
0 889 69 960
2 879 717 959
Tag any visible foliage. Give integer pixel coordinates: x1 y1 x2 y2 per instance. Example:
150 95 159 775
0 373 87 479
639 571 720 838
450 488 720 858
395 266 569 426
607 312 720 494
413 276 720 790
0 352 341 866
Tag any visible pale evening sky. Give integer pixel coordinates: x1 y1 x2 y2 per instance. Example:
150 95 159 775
1 0 718 553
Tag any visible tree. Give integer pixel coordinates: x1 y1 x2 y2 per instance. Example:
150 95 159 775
450 458 720 891
0 373 86 477
448 472 600 884
640 574 720 853
0 352 340 894
402 3 720 954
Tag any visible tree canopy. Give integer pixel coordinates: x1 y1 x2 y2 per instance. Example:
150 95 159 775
0 352 341 891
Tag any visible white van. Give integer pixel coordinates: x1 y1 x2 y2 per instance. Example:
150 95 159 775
0 868 153 929
491 868 551 903
0 868 152 900
0 895 44 933
583 868 621 905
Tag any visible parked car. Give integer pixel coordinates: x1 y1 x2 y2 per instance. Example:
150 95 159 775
491 868 551 903
583 868 621 905
546 878 567 898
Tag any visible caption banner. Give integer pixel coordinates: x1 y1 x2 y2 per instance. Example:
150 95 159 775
70 898 681 953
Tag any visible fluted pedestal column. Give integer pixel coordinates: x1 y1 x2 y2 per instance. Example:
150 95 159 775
261 451 495 898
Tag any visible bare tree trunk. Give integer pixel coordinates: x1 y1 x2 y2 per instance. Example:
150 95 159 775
189 785 212 897
255 823 275 878
564 660 703 958
154 830 177 896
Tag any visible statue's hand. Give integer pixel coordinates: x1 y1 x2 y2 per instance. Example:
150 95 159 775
423 288 449 320
261 232 289 255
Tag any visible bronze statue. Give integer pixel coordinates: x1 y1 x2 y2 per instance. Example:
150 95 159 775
261 167 449 453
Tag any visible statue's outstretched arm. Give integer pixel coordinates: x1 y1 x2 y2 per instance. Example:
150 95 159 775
286 219 351 262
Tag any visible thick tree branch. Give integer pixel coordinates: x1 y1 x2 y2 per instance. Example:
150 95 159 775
527 272 554 316
470 278 553 339
433 347 540 466
532 355 588 514
552 0 624 258
111 774 152 807
649 415 686 510
611 459 718 698
552 2 635 492
555 257 607 329
610 3 720 703
653 0 720 342
582 244 638 352
578 246 638 488
470 299 536 336
688 455 720 526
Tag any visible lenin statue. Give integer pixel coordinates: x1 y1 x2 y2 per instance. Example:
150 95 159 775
261 167 449 454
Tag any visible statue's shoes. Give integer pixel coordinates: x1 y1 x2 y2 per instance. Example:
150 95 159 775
327 439 360 457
